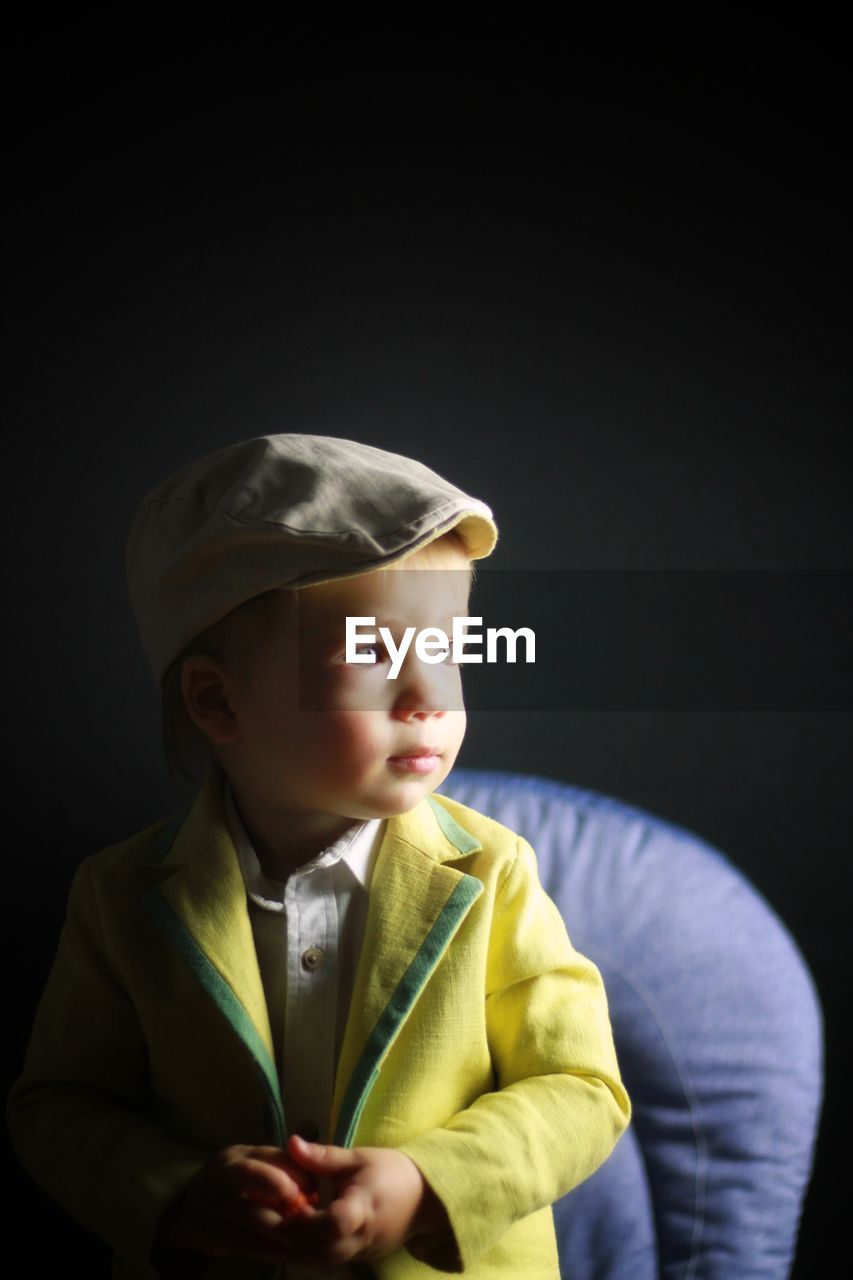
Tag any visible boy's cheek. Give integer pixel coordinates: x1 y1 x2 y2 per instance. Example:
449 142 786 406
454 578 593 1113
294 662 378 711
339 721 390 768
300 712 384 768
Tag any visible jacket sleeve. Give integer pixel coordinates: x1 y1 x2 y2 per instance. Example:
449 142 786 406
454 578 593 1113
6 854 211 1272
397 834 632 1273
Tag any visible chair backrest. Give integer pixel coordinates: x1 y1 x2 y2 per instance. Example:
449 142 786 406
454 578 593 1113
437 768 823 1280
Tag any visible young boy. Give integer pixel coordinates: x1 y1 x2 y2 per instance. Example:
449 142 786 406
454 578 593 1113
6 434 631 1280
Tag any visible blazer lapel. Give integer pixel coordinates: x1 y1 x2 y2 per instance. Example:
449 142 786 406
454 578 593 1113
139 763 285 1142
330 794 484 1148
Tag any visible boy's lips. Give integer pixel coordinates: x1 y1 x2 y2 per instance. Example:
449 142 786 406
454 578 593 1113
388 750 441 774
388 747 442 774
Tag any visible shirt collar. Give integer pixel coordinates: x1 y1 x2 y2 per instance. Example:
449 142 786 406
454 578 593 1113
223 776 384 910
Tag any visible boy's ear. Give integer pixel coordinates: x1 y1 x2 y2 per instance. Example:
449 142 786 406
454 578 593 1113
180 654 242 744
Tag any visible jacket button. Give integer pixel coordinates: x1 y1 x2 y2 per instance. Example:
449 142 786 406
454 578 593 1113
301 946 325 971
295 1120 319 1141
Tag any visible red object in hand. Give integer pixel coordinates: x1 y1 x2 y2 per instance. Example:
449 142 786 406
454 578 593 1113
279 1187 321 1221
244 1185 321 1220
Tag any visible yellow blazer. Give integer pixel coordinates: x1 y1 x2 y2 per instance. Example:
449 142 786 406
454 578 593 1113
7 764 631 1280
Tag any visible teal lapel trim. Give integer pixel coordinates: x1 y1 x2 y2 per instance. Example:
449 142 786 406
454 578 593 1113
141 887 286 1145
139 791 286 1145
332 872 483 1148
426 793 482 854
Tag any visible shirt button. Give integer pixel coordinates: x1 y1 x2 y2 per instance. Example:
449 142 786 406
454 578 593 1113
295 1119 320 1141
301 946 325 972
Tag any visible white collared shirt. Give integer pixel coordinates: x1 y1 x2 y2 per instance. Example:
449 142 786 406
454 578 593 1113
223 778 385 1145
224 780 386 1280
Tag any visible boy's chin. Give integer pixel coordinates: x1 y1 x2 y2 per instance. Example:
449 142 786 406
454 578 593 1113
364 782 443 818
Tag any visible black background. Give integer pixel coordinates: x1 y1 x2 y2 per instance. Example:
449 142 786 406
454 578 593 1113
5 12 850 1275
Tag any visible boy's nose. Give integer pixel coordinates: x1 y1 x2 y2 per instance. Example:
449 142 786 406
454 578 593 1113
391 659 460 717
403 705 446 722
393 690 448 719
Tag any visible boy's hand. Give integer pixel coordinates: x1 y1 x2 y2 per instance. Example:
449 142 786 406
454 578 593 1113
276 1133 450 1266
153 1143 321 1264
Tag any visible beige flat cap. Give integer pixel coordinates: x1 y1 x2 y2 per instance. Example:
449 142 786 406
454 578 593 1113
126 433 498 686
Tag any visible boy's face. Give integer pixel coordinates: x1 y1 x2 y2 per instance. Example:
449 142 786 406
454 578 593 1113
224 548 472 822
